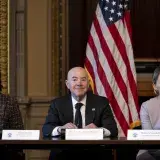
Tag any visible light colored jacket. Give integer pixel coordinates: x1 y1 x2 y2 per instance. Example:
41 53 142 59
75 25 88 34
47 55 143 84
140 96 160 130
137 96 160 158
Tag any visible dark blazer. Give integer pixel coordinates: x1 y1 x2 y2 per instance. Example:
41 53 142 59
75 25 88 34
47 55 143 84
42 92 118 137
0 94 24 160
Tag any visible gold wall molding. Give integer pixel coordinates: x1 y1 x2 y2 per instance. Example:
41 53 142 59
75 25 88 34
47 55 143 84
17 96 55 107
18 96 55 105
0 0 8 94
50 0 59 96
50 0 69 96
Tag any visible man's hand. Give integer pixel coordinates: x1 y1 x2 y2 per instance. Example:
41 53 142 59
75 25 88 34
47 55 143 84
62 123 77 129
84 123 97 129
62 122 77 129
58 123 77 134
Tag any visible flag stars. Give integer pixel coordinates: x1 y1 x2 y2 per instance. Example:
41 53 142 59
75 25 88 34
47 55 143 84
110 9 115 14
119 4 123 9
101 0 129 24
117 12 122 17
124 4 128 9
112 1 116 6
109 17 113 21
104 6 108 11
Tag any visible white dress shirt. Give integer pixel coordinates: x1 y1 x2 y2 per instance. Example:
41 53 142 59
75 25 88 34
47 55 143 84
52 95 111 137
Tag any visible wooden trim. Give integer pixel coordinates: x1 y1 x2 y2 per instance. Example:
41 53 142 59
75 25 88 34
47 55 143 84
50 0 69 96
17 96 30 105
135 58 160 62
47 0 52 96
29 96 55 104
9 0 17 96
51 0 60 96
61 0 69 95
17 96 56 105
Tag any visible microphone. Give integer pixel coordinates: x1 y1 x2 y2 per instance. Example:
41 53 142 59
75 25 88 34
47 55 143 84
92 108 95 123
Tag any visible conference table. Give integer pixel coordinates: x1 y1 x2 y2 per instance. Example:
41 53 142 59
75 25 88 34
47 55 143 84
0 137 160 150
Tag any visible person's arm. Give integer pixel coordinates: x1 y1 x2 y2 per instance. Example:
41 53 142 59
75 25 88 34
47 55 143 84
8 97 24 129
52 123 77 136
42 101 77 137
140 103 156 157
102 128 111 136
101 101 118 137
4 96 24 159
140 103 152 129
42 101 60 137
52 126 61 136
84 98 118 137
84 123 111 136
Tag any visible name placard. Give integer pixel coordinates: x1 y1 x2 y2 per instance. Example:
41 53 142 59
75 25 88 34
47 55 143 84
65 128 103 140
2 130 40 140
127 129 160 140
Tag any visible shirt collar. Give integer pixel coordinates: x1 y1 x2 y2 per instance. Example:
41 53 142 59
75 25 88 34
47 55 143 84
71 95 87 107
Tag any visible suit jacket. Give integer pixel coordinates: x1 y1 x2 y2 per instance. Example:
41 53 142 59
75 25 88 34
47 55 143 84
0 94 24 160
140 97 160 130
42 92 118 137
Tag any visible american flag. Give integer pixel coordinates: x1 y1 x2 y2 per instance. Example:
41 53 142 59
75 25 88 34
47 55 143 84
84 0 140 136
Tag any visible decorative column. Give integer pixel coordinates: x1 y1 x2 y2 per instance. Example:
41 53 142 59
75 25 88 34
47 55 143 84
51 0 69 96
0 0 8 94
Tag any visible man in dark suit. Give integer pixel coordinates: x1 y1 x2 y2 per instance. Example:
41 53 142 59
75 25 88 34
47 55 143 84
0 93 24 159
42 67 118 160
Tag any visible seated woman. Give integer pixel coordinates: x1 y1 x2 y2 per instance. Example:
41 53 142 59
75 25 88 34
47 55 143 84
0 83 24 160
137 67 160 160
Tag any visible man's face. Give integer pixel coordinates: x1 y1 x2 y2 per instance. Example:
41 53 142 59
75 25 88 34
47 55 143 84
66 67 89 100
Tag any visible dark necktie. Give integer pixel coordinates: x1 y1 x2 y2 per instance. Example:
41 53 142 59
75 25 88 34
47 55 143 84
75 103 83 128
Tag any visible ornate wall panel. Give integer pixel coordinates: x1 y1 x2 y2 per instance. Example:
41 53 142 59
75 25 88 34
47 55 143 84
51 0 69 96
0 0 8 94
